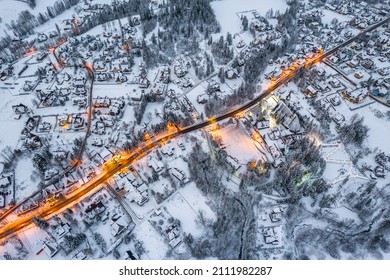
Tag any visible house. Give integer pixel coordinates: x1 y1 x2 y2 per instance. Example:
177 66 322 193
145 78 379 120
44 169 59 181
17 198 39 215
22 134 41 149
169 167 186 182
316 67 326 76
269 211 282 222
12 103 28 115
52 149 68 161
351 42 362 50
110 215 128 237
139 77 150 88
96 72 108 81
116 175 132 191
124 250 139 260
147 156 163 172
159 65 170 84
42 238 59 258
94 97 111 108
329 95 341 106
236 40 245 48
306 85 318 97
92 137 103 147
54 222 71 239
226 155 241 171
23 81 34 92
125 186 149 206
361 58 374 70
180 77 194 88
207 79 220 93
341 88 368 103
38 121 52 133
37 33 48 43
262 227 279 245
166 224 182 248
316 81 329 92
94 61 106 71
248 105 265 123
354 71 364 79
114 72 127 83
94 121 105 135
0 176 10 188
73 115 85 129
57 114 72 128
196 94 208 104
85 200 106 220
161 146 175 156
329 79 342 88
36 51 48 61
49 31 58 38
328 55 339 64
332 113 345 125
374 165 385 178
225 67 238 79
346 59 359 68
132 16 140 26
177 141 185 150
173 63 187 78
378 68 390 76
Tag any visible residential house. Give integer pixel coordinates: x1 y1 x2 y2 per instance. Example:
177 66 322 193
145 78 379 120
139 77 150 89
147 156 163 172
262 227 279 245
169 167 186 182
110 215 128 237
225 155 241 171
85 200 106 220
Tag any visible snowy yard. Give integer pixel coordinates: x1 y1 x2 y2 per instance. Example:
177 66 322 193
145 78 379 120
211 0 288 35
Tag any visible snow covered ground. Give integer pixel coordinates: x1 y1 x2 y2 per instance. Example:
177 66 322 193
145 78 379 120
211 0 288 35
211 121 263 164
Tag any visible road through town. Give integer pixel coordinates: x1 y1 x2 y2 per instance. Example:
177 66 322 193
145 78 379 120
0 17 388 242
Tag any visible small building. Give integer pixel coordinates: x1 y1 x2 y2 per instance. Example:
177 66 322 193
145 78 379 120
0 177 10 188
37 33 48 43
54 222 71 239
110 216 128 237
225 155 241 171
139 77 150 89
42 238 59 258
71 251 87 260
147 156 163 172
124 250 139 260
169 167 186 182
341 88 368 103
85 200 106 220
306 85 318 97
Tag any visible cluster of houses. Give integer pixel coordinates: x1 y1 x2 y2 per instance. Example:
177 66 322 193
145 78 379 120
367 152 390 179
149 207 182 248
83 191 133 240
238 9 282 60
245 96 305 168
259 205 286 248
115 172 149 207
17 116 42 151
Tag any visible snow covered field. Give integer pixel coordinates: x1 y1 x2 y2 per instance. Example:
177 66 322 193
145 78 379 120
211 0 288 35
